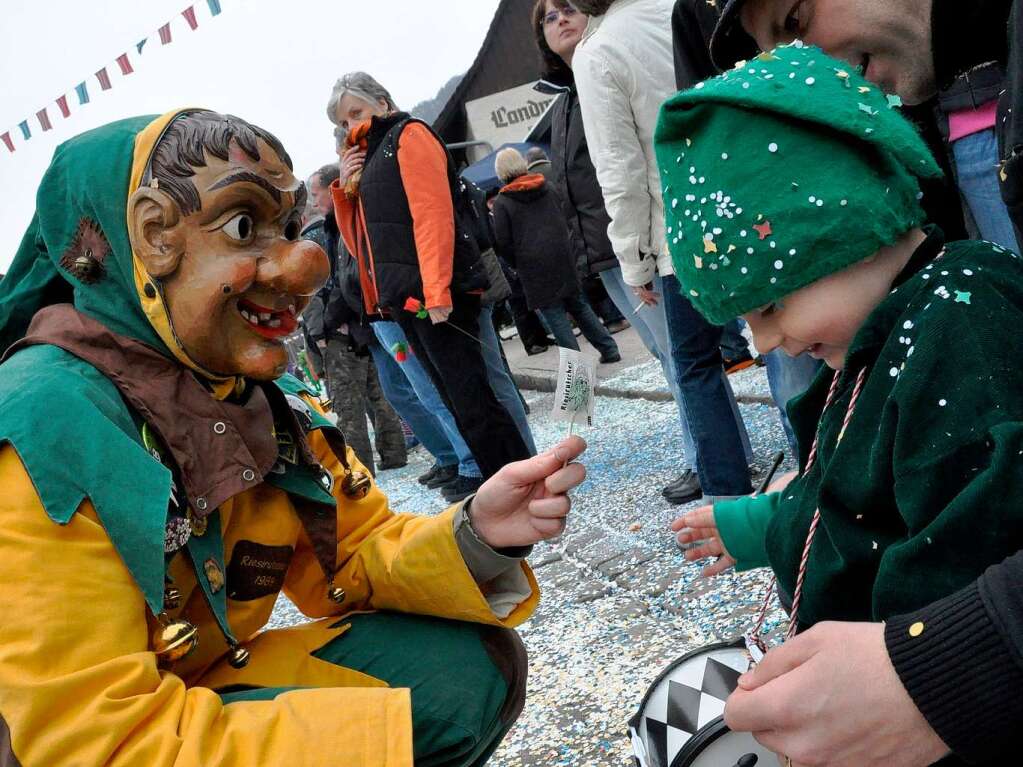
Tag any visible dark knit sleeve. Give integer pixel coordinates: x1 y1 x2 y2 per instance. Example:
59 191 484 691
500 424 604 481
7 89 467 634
885 551 1023 763
671 0 722 90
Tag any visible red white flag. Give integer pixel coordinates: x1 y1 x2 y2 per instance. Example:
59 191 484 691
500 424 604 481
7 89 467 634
1 132 14 153
159 23 172 44
96 67 112 90
182 6 198 30
37 108 53 131
116 53 134 76
56 95 70 118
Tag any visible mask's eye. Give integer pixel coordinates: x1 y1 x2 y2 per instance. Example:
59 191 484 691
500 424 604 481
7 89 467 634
283 218 301 241
222 213 254 242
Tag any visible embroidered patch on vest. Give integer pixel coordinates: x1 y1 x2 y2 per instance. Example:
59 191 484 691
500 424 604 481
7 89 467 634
226 540 294 601
60 217 111 284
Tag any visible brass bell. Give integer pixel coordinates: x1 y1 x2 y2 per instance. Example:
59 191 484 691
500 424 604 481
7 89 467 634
341 470 372 500
152 614 198 663
164 585 182 611
227 643 250 669
328 584 347 604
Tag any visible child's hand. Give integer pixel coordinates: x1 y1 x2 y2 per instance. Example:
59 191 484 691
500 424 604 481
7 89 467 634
670 505 736 577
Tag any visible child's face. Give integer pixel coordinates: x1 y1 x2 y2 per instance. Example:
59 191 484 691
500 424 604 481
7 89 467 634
742 232 921 369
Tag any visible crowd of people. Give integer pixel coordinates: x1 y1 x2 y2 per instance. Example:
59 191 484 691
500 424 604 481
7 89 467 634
0 0 1019 764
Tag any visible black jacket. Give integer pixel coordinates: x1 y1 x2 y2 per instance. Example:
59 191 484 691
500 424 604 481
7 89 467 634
492 174 579 310
321 213 377 349
545 83 620 277
358 112 482 312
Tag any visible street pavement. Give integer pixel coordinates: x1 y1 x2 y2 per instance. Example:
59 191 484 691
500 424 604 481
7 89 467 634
272 327 795 765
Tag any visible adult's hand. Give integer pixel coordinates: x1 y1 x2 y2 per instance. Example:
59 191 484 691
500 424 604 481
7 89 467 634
632 283 660 306
427 306 452 324
725 622 950 767
340 146 366 184
469 437 587 549
670 505 735 576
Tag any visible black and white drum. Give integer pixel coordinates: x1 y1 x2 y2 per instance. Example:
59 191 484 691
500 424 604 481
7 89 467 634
629 639 782 767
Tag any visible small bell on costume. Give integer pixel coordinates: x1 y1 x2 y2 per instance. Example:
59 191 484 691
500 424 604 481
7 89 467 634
341 469 371 500
152 613 198 663
227 641 250 669
327 575 346 604
163 582 182 611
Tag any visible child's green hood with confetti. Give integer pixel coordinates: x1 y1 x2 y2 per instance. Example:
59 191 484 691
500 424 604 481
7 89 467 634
654 43 943 325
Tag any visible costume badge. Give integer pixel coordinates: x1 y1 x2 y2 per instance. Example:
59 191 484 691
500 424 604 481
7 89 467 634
60 217 111 284
226 540 294 601
203 557 225 593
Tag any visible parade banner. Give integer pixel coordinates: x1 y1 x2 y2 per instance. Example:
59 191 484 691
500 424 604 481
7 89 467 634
2 0 226 154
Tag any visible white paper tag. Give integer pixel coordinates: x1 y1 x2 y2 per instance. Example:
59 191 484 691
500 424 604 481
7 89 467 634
551 347 598 427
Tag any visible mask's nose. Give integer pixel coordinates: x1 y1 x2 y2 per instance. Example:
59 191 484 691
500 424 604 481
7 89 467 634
256 238 330 298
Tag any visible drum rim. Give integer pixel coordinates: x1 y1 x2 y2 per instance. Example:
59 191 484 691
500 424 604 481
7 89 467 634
670 715 729 767
628 637 747 732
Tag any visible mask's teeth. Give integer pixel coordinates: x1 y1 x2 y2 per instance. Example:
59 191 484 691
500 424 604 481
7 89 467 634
259 312 272 323
267 318 282 328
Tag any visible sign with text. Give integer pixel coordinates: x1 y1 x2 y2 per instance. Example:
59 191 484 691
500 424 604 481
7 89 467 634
464 81 554 162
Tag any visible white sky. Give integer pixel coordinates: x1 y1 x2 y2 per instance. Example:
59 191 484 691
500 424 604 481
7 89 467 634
0 0 502 273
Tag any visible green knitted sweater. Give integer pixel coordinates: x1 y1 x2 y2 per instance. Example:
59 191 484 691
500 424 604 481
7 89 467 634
716 233 1023 628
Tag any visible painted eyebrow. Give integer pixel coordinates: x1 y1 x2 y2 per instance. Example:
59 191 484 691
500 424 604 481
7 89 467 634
208 171 282 203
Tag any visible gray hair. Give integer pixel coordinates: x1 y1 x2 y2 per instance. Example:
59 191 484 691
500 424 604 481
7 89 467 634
327 72 399 124
495 147 528 183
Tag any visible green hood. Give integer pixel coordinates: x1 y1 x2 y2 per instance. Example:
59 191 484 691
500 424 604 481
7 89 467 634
0 115 168 354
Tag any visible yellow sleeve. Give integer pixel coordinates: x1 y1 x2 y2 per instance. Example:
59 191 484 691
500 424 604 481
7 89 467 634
282 414 539 628
0 445 412 767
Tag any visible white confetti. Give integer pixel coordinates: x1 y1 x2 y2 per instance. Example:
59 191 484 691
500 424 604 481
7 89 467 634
768 142 779 153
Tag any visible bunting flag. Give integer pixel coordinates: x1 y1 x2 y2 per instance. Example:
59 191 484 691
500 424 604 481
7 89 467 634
4 0 227 159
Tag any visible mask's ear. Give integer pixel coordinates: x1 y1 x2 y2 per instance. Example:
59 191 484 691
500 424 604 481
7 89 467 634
127 186 184 278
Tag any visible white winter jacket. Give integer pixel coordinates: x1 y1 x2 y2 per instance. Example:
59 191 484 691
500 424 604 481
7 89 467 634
574 0 677 287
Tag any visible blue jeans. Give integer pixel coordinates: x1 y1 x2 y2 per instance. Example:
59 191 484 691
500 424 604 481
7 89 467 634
599 268 751 470
368 339 457 467
764 350 821 453
479 305 537 454
661 274 753 496
953 128 1021 253
537 292 619 359
371 321 482 479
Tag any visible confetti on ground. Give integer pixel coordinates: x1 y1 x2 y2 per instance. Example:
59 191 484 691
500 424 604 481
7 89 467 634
270 365 792 766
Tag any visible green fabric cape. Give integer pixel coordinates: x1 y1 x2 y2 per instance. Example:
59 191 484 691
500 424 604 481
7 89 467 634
0 117 335 618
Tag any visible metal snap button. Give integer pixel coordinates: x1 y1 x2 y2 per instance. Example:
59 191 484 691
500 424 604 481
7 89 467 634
242 469 256 482
195 497 208 511
213 422 227 435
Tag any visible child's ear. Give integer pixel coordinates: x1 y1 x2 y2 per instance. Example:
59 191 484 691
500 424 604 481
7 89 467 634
127 186 185 278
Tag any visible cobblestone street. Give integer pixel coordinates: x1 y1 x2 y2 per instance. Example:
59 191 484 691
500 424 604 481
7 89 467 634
272 360 794 766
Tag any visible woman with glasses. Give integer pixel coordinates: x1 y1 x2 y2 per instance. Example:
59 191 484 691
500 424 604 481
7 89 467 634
326 72 531 488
